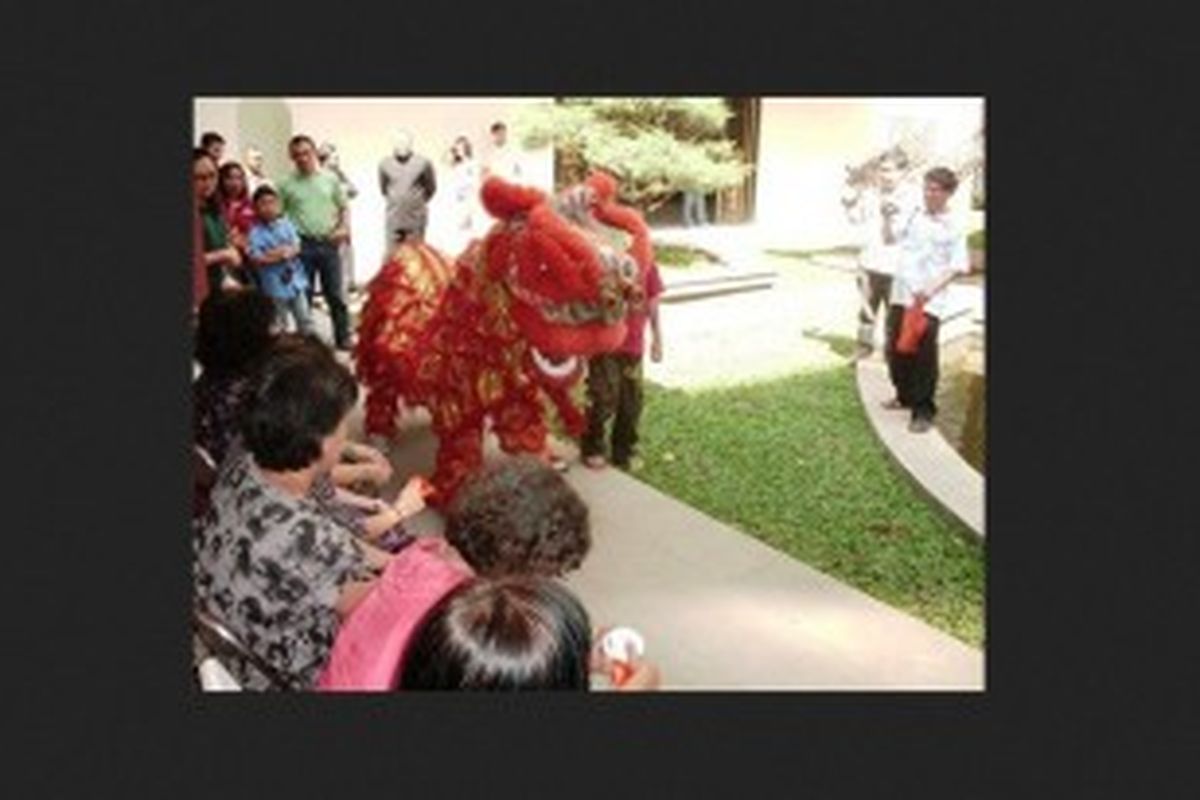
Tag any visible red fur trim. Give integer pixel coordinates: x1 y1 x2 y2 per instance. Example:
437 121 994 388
527 204 604 292
592 199 653 272
585 170 619 202
480 177 545 220
581 172 654 273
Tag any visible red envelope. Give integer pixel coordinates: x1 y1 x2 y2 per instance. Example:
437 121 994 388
895 302 928 355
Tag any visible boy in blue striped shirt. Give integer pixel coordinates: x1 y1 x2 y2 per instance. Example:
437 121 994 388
247 186 315 334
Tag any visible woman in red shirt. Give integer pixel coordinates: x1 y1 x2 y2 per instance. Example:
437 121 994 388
218 162 259 288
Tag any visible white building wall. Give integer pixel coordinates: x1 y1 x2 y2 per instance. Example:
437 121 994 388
754 97 984 250
194 97 556 284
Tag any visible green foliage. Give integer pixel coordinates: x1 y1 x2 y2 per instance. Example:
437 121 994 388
515 98 751 212
634 371 985 647
653 243 721 268
764 246 860 261
967 229 985 250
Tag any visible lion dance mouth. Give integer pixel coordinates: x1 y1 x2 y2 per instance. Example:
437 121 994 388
354 174 652 504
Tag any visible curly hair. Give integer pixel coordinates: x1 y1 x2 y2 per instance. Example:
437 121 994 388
397 575 592 691
444 456 591 577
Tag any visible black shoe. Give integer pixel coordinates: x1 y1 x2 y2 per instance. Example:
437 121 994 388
908 416 934 433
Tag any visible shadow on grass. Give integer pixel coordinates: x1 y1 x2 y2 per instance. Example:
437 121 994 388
633 368 985 647
764 245 859 261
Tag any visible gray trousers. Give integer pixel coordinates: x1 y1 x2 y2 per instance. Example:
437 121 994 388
857 269 893 351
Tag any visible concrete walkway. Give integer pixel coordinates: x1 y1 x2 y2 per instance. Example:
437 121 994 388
319 238 985 690
350 404 984 691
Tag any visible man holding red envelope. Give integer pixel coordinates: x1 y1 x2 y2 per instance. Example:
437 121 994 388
883 167 971 433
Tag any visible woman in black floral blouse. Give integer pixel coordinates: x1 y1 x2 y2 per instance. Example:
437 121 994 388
193 289 277 468
194 342 402 689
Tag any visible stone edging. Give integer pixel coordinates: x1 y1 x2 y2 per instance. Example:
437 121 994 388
854 358 985 540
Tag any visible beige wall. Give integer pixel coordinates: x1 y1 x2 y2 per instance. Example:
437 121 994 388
195 97 985 267
194 97 556 282
754 97 984 249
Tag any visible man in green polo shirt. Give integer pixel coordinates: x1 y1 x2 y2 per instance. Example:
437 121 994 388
277 135 353 350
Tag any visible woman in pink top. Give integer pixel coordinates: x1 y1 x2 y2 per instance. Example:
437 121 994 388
317 456 594 691
218 162 259 287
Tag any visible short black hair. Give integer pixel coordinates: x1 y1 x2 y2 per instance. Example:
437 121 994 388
252 184 279 203
240 340 359 471
397 576 592 691
193 147 215 165
924 166 959 193
288 134 316 151
200 132 226 148
444 456 591 577
194 289 277 379
490 121 507 133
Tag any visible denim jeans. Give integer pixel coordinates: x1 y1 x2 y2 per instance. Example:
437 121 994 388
272 293 315 335
682 190 708 227
299 238 351 346
856 269 893 351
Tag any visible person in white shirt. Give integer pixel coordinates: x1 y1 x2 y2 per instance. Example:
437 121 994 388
244 145 273 196
445 135 483 255
843 152 921 360
482 121 523 183
883 166 970 433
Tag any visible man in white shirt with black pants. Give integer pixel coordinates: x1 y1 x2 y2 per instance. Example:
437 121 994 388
844 151 921 361
482 121 523 183
883 166 971 433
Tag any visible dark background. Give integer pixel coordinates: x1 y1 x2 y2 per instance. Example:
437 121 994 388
3 0 1195 796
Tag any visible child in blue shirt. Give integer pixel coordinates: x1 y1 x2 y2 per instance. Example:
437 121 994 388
247 186 315 334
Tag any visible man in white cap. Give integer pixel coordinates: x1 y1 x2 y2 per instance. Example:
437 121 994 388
378 130 436 249
843 149 921 362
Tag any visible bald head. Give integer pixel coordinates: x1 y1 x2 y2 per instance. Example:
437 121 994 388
393 131 413 159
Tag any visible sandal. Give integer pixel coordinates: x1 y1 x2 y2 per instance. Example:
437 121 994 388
583 455 607 470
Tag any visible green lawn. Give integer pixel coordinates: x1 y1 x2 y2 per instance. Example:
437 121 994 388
632 368 986 647
653 242 723 268
764 245 860 261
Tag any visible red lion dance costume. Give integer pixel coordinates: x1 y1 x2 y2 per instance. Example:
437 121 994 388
355 173 652 504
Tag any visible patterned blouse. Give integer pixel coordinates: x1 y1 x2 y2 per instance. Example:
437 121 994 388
193 373 248 468
193 445 375 690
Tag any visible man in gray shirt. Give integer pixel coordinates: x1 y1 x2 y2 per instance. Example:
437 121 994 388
378 130 437 247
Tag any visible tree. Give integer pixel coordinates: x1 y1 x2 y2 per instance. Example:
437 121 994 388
842 117 984 210
514 97 752 214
